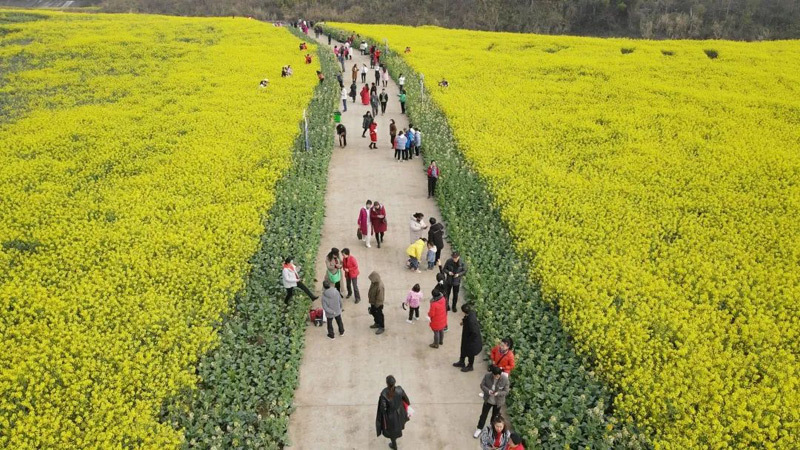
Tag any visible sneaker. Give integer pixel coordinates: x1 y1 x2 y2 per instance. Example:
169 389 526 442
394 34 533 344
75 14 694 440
478 392 484 398
366 244 371 248
429 343 439 349
354 298 361 304
376 328 385 335
340 331 345 336
415 270 421 273
453 361 465 368
370 324 379 329
406 319 413 324
346 294 352 299
461 366 474 372
473 429 482 439
328 335 335 340
444 326 449 332
414 316 419 321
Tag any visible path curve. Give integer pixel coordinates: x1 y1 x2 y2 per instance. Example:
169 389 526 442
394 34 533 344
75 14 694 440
286 33 487 449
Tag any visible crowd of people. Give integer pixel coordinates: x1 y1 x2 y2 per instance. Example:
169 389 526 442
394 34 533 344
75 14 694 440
283 26 525 449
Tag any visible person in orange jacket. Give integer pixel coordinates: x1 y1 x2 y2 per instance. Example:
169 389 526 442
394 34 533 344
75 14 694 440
490 337 516 376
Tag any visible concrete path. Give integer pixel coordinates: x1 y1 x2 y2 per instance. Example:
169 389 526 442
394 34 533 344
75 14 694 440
286 35 487 449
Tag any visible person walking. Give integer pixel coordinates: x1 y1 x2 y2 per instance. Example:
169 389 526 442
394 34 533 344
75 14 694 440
341 248 361 304
474 366 510 440
370 91 379 117
349 80 357 103
360 85 370 106
360 63 368 83
403 283 422 323
381 66 389 87
398 73 406 90
336 123 347 148
409 212 428 243
453 304 483 372
406 125 416 159
374 65 381 84
490 337 516 377
336 72 344 89
370 201 387 248
426 160 441 198
389 119 397 146
379 89 389 115
321 280 345 339
395 130 407 161
427 288 448 348
427 218 445 263
362 111 373 137
443 251 467 312
341 86 348 112
369 121 378 149
375 375 410 449
358 200 373 248
370 82 378 98
406 237 426 273
398 89 407 114
282 256 318 302
368 271 386 334
351 63 359 83
325 248 344 294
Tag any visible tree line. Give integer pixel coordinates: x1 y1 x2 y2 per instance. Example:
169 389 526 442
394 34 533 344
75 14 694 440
96 0 799 40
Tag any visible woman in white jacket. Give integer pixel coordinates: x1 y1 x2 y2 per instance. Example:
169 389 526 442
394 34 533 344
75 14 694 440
409 212 429 243
283 256 318 303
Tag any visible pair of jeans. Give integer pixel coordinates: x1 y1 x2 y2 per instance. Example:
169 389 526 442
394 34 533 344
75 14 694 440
361 73 366 82
477 402 501 430
407 306 419 320
433 330 444 345
342 99 347 111
409 257 419 270
371 305 385 328
428 176 438 197
285 281 315 302
400 101 406 114
346 276 361 302
327 315 344 337
380 102 387 114
427 261 435 270
339 133 346 147
444 282 460 310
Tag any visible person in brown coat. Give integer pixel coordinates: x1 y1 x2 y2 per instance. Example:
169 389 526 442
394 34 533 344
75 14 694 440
368 271 386 334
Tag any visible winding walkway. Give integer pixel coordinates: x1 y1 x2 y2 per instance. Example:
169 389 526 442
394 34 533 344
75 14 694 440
286 35 487 449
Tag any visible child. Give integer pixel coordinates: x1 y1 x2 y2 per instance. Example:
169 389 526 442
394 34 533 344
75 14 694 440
404 284 422 323
426 241 437 270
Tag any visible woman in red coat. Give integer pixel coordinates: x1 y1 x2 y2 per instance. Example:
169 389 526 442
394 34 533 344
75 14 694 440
368 121 378 149
427 289 448 348
360 85 370 105
370 201 387 248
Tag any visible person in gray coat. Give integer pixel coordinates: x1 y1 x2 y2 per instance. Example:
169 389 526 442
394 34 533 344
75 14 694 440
473 365 509 438
321 280 345 339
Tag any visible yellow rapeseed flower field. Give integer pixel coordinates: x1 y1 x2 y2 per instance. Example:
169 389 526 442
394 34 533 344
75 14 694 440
334 23 800 449
1 11 316 448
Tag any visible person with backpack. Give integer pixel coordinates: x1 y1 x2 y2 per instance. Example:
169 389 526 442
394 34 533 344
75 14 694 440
490 337 516 377
282 256 318 302
427 288 448 348
375 375 410 449
342 248 361 303
336 123 347 148
477 412 511 446
368 271 386 334
325 248 344 294
427 217 445 265
321 280 345 340
442 252 467 312
453 303 483 372
426 161 441 198
379 89 389 115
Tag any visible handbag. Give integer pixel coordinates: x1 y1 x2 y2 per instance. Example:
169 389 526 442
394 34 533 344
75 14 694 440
357 228 363 240
403 401 414 420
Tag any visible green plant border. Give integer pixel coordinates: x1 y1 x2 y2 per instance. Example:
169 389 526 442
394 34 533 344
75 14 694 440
160 28 337 450
322 25 649 449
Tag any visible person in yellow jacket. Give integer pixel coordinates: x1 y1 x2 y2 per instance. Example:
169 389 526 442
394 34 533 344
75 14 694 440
406 238 427 273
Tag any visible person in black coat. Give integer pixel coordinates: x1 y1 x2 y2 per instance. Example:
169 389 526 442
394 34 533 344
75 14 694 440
453 304 482 372
442 252 467 312
376 375 410 449
427 218 445 264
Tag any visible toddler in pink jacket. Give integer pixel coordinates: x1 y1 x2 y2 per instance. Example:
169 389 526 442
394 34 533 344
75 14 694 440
404 284 422 323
